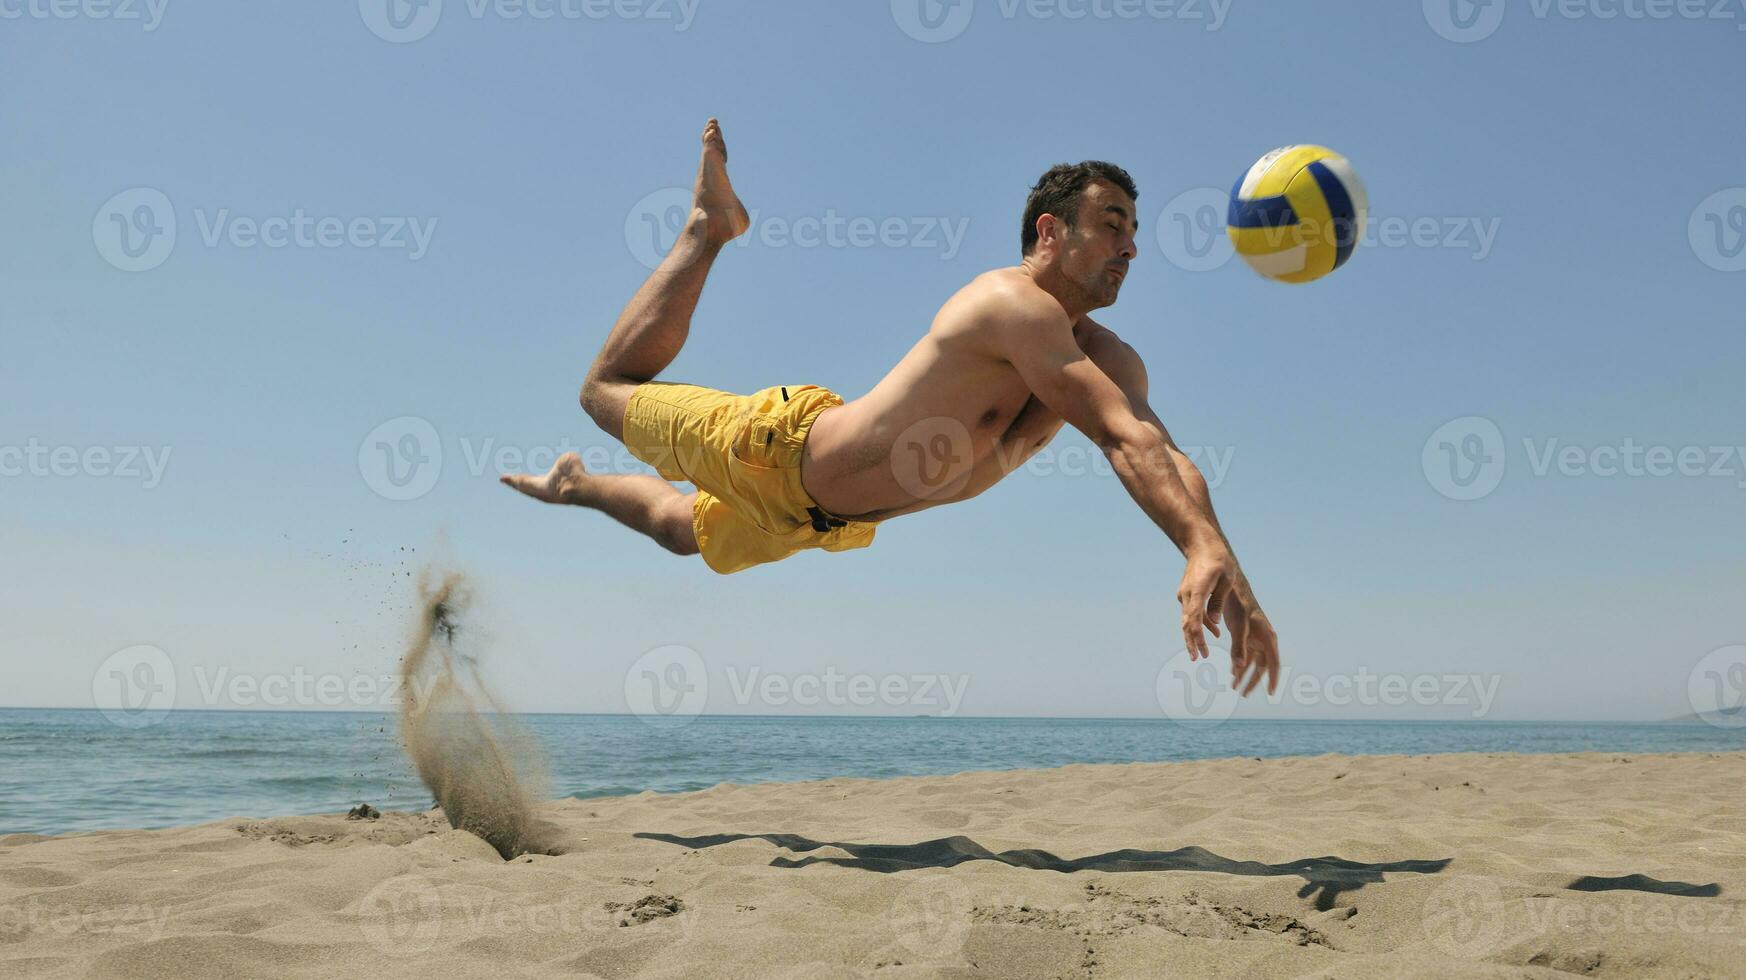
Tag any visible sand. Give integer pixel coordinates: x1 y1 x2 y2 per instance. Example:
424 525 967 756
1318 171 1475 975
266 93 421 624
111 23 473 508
2 751 1743 979
397 572 556 860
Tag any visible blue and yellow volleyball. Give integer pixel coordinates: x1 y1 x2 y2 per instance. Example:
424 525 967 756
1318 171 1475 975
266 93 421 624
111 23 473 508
1227 146 1368 284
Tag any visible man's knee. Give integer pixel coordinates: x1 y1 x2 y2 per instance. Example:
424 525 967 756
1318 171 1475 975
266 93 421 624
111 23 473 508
580 372 635 440
656 497 700 557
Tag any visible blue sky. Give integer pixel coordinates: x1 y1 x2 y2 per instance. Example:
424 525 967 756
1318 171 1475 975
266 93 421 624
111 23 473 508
3 0 1744 722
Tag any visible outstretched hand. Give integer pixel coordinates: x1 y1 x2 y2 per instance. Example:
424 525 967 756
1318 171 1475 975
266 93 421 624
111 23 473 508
1178 554 1280 697
1177 548 1235 663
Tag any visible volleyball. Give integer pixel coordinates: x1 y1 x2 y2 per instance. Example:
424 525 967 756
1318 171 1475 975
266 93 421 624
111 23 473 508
1227 145 1368 284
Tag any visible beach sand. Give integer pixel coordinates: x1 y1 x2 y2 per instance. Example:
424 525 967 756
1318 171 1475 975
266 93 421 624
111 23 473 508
2 751 1742 979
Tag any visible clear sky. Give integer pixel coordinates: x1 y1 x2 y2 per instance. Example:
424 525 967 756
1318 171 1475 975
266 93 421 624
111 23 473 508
3 0 1743 722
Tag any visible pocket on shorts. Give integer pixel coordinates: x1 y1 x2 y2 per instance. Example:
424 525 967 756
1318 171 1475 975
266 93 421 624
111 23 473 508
724 413 807 535
731 414 786 470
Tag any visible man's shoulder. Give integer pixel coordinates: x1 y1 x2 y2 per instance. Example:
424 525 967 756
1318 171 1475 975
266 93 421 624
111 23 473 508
1080 319 1145 387
956 268 1069 329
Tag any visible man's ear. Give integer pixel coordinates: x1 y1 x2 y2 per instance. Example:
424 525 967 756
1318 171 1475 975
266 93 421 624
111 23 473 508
1034 212 1062 250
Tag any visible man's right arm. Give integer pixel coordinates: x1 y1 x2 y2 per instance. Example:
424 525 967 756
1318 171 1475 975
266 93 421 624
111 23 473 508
984 293 1239 661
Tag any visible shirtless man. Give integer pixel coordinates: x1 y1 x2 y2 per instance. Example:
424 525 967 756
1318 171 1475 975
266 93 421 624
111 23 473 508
504 119 1280 696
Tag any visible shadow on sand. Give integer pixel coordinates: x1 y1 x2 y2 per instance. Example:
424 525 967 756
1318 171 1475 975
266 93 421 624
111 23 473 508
634 832 1451 910
1566 874 1721 898
637 833 1725 907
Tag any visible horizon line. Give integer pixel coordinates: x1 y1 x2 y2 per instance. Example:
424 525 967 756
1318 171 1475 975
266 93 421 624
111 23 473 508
0 705 1715 725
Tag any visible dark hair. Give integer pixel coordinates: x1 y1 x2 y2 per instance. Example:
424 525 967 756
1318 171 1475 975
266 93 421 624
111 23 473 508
1021 161 1138 256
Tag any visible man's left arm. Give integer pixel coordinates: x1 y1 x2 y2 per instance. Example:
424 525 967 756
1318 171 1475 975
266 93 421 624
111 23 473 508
1087 328 1280 695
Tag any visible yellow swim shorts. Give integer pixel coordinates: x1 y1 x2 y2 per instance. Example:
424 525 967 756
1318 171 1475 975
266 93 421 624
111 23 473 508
621 381 877 575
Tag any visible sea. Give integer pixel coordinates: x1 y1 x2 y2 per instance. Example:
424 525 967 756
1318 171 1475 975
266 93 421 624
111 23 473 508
1 709 1742 837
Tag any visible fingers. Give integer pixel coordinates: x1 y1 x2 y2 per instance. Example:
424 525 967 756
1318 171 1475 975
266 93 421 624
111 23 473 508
1227 614 1250 690
1241 625 1280 698
1179 587 1209 662
1203 577 1232 638
1204 579 1228 627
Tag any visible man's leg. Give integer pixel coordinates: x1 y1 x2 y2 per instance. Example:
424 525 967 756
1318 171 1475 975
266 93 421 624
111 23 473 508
502 453 701 556
579 117 750 440
504 119 749 557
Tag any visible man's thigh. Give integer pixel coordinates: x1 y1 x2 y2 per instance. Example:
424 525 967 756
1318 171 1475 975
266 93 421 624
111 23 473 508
619 381 747 489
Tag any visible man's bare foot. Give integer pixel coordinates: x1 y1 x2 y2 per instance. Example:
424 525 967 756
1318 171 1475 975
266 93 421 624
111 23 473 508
693 117 750 246
501 451 592 505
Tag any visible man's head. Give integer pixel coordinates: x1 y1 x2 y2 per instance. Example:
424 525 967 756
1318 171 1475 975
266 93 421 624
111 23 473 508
1021 161 1139 310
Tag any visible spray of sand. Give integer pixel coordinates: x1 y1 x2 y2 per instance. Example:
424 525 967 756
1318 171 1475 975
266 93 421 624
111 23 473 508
398 569 558 859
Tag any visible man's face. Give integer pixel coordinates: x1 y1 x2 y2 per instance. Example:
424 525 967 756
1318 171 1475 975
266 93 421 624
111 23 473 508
1055 181 1138 308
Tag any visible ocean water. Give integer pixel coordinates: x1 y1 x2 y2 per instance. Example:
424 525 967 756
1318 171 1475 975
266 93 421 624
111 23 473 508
1 709 1742 837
